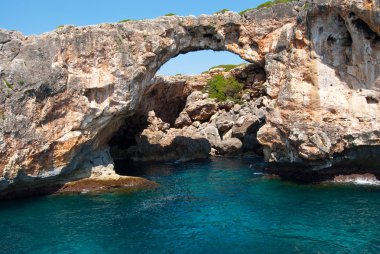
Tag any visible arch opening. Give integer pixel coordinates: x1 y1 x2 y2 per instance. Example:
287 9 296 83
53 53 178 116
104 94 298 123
157 50 248 76
108 50 268 176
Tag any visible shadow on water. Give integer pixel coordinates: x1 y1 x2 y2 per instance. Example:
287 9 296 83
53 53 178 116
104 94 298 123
114 155 268 178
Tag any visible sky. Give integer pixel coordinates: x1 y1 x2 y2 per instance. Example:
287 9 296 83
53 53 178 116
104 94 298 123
0 0 263 75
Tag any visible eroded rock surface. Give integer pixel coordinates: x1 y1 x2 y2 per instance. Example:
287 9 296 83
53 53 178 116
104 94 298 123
110 64 267 162
0 0 380 196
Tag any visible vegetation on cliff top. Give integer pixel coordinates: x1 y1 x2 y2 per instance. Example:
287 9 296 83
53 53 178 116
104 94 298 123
214 9 230 14
239 0 298 15
207 74 244 102
118 19 133 23
164 13 176 16
204 63 246 73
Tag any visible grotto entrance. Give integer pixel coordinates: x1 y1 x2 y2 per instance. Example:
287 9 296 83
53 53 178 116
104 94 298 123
107 50 268 176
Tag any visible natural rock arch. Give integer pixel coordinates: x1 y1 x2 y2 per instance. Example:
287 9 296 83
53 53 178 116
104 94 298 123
0 0 380 196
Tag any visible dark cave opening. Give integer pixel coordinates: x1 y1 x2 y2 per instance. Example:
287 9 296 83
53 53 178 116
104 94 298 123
108 77 191 161
351 17 380 41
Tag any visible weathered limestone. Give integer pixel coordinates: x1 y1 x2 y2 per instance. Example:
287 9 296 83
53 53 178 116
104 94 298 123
182 91 218 122
106 61 273 162
131 111 211 161
0 0 380 196
256 0 380 172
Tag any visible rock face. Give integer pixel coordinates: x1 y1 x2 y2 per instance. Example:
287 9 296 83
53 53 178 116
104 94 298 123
131 111 211 162
256 0 380 173
110 65 267 162
0 0 380 196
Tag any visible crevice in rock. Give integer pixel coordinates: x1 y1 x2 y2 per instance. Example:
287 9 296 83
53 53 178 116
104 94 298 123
365 96 379 104
351 17 380 42
84 84 115 104
307 11 380 88
109 78 190 164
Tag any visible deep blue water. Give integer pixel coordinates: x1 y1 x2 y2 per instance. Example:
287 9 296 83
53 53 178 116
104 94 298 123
1 157 380 254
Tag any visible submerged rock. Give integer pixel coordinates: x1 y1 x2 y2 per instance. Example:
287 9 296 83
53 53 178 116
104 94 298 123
57 176 158 195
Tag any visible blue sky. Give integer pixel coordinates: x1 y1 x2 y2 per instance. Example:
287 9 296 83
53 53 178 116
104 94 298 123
1 0 263 75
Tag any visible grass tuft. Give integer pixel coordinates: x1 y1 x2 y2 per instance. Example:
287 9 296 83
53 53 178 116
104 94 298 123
3 79 13 90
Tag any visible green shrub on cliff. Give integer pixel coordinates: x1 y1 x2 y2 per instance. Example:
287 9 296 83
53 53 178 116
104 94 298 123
214 9 230 14
239 8 255 15
209 64 240 72
2 79 13 90
118 19 132 23
239 0 297 15
164 13 176 16
207 74 244 102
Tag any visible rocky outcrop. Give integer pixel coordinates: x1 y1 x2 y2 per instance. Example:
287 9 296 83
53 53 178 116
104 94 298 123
118 82 267 161
109 66 262 161
256 1 380 174
130 111 211 161
0 0 380 197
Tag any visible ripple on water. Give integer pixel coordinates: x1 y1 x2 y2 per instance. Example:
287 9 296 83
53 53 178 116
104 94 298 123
0 157 380 254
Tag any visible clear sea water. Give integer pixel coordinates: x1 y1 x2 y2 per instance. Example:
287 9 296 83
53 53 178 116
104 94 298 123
1 157 380 254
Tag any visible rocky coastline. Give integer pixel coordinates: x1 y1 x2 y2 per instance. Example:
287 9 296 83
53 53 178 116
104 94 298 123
0 0 380 198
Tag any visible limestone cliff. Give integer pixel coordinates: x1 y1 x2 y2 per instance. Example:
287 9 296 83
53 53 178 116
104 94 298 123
0 0 379 197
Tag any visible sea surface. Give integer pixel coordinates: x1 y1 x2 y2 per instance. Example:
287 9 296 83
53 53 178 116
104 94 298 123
0 157 380 254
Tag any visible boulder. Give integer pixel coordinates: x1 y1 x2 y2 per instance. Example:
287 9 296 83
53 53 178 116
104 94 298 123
134 128 211 162
232 115 261 139
214 138 243 155
200 125 221 146
184 98 218 122
175 112 192 128
215 112 234 133
147 111 170 131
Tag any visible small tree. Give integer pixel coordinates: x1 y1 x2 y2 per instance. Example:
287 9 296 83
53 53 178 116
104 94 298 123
207 74 244 103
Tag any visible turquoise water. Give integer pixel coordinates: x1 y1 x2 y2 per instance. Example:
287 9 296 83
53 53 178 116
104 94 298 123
1 157 380 254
